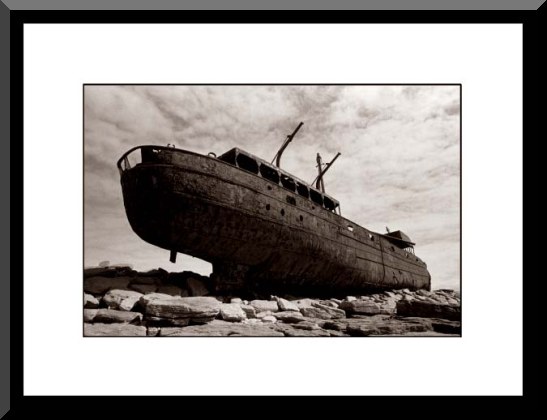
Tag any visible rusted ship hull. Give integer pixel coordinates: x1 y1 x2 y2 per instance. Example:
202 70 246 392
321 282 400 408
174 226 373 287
118 146 431 295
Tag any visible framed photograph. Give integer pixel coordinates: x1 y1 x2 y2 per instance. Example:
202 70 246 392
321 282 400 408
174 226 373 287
6 1 536 410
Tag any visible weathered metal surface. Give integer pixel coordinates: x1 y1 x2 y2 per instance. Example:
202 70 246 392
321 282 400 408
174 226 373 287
118 145 431 295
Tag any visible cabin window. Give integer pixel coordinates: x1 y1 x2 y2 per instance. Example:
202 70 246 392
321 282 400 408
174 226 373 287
280 175 296 191
347 226 354 232
260 164 280 184
324 196 336 211
286 196 296 206
219 149 237 165
236 153 259 174
310 189 323 206
296 183 309 199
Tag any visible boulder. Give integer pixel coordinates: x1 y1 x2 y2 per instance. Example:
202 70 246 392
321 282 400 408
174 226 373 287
84 276 131 295
84 323 146 337
93 309 143 324
250 300 279 313
141 295 221 323
230 298 243 304
220 304 247 322
240 304 256 318
186 277 209 296
147 327 161 337
102 289 143 311
396 300 461 321
273 311 305 323
83 309 98 323
84 293 99 309
276 297 299 312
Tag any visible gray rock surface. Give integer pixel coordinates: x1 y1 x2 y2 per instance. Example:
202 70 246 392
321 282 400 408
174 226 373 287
250 300 279 313
84 293 99 309
276 297 299 312
141 295 221 323
220 303 247 322
102 289 143 311
84 323 146 336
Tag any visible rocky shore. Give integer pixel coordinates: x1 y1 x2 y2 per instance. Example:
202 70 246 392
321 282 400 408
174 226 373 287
83 266 461 337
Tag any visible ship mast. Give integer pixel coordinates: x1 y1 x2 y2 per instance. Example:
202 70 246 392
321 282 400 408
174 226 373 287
313 152 341 193
271 122 304 169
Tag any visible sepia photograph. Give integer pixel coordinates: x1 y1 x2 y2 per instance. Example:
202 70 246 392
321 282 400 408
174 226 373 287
83 84 461 337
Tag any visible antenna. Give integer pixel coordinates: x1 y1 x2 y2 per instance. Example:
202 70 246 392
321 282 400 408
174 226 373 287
271 122 304 168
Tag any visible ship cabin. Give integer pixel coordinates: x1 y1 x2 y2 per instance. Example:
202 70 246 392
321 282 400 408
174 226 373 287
218 148 341 216
384 230 416 254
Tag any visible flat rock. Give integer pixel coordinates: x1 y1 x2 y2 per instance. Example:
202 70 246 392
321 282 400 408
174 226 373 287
130 283 158 294
94 309 143 324
340 300 396 315
84 293 99 309
159 320 284 337
256 311 274 319
186 277 209 296
300 302 345 319
84 276 131 295
274 311 305 323
84 323 146 337
102 289 143 311
142 295 221 322
250 300 279 313
220 303 247 322
431 319 461 334
83 309 98 322
397 300 460 321
276 297 299 312
230 298 243 304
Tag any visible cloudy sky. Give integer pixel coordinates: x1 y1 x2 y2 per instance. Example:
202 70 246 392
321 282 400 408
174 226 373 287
84 85 460 290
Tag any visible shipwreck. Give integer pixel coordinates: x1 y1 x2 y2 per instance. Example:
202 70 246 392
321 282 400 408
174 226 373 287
117 122 431 295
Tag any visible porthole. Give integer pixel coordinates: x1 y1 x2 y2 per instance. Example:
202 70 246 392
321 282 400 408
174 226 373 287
299 215 304 222
266 204 270 211
267 185 272 190
280 209 285 216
